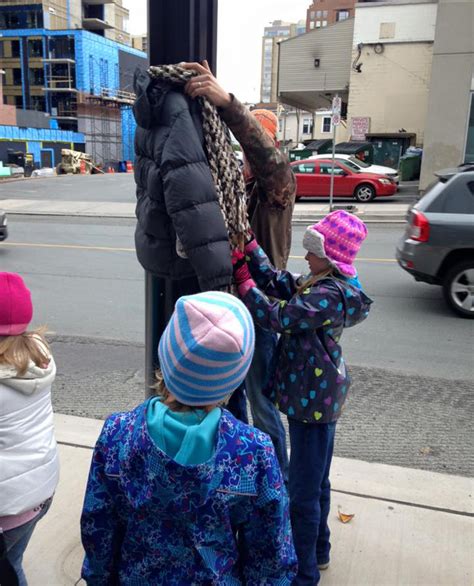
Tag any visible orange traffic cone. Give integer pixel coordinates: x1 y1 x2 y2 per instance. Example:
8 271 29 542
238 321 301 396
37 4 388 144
126 160 134 173
79 160 86 174
107 166 115 174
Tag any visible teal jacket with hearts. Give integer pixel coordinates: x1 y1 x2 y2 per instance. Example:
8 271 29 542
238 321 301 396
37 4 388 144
241 245 373 424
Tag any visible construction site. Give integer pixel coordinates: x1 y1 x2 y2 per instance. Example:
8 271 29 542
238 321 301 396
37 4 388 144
0 1 146 171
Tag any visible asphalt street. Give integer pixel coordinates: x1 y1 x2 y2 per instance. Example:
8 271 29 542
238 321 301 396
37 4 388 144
1 173 419 203
0 214 472 477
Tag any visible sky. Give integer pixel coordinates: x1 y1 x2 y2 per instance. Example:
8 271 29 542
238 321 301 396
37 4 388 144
122 0 311 103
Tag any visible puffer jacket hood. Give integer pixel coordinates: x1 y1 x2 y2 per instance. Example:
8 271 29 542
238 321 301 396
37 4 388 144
0 356 56 395
133 69 171 130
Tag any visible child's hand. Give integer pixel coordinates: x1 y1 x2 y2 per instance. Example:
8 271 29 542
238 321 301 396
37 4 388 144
231 249 252 287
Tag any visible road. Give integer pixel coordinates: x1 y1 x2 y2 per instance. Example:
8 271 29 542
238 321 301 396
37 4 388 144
1 173 419 203
1 214 472 477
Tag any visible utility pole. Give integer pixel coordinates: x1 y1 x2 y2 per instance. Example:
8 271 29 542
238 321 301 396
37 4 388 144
145 0 219 395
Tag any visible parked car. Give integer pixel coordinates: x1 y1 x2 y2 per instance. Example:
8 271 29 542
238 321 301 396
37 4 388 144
309 153 400 184
290 158 397 202
0 210 8 241
434 162 474 183
396 171 474 318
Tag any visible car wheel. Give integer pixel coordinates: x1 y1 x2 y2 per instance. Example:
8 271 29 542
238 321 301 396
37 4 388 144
443 261 474 319
354 184 376 203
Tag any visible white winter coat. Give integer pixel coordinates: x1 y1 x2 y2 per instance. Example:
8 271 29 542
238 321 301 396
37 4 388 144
0 354 59 516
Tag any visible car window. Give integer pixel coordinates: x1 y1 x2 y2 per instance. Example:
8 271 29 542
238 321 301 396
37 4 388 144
426 177 474 214
338 159 360 172
319 163 346 176
294 163 315 174
349 155 369 168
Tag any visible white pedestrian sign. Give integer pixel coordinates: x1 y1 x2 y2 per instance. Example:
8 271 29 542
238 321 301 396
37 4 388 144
331 112 341 127
332 96 342 114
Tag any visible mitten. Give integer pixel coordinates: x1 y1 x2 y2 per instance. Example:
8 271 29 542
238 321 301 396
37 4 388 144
231 249 255 297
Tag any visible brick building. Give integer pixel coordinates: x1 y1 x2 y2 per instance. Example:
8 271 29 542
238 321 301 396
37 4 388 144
306 0 356 30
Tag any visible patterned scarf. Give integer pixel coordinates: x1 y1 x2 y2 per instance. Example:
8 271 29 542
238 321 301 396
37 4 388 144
148 64 251 248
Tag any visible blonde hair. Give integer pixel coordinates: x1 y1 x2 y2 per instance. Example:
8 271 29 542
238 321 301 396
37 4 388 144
153 370 228 413
296 268 335 295
0 328 50 377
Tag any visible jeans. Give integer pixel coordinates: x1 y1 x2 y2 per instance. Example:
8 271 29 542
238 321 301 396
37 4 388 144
1 498 52 586
227 328 289 482
288 420 336 585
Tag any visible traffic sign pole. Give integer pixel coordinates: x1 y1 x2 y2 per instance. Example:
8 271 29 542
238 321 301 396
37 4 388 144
329 94 340 212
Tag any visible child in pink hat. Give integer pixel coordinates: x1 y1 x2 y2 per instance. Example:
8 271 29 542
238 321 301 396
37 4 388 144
0 273 59 586
232 211 372 584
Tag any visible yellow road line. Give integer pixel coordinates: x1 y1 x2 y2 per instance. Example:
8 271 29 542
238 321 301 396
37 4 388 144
3 242 135 253
3 243 396 263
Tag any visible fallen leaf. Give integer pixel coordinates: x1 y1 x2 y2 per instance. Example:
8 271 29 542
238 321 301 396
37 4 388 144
419 447 433 456
338 511 355 524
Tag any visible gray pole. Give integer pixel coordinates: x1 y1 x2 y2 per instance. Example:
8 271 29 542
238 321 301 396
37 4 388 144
329 121 336 212
144 0 218 396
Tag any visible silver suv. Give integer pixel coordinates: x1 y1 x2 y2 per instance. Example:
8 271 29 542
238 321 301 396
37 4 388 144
396 171 474 318
0 210 7 242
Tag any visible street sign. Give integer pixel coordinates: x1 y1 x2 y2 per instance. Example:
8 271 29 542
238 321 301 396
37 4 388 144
331 112 341 127
332 96 342 114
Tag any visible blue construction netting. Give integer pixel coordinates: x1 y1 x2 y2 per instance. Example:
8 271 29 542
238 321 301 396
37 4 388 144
0 125 85 143
121 107 136 162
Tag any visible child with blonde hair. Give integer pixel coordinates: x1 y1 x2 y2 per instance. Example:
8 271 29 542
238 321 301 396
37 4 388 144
0 273 59 586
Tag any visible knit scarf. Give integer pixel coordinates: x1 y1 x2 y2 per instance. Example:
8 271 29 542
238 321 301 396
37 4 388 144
148 64 251 249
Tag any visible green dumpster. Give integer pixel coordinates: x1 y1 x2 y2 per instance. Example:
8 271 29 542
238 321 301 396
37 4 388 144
399 153 422 181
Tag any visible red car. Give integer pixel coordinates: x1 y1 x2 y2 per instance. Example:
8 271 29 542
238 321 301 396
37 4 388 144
291 158 397 202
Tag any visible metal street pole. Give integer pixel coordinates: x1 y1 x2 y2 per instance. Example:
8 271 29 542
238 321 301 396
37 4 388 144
329 93 341 213
144 0 218 396
329 122 336 212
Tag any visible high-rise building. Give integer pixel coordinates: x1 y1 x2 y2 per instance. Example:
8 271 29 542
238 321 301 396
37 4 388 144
306 0 356 31
260 20 306 103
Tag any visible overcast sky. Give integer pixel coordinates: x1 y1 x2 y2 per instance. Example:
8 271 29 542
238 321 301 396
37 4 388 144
122 0 310 102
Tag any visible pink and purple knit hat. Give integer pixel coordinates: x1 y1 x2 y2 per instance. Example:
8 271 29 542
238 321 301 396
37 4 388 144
158 292 255 406
0 273 33 336
303 210 368 277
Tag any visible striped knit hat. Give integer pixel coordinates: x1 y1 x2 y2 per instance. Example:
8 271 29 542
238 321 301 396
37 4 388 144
158 292 255 406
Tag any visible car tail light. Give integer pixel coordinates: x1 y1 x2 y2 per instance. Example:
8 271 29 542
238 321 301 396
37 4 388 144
409 210 430 242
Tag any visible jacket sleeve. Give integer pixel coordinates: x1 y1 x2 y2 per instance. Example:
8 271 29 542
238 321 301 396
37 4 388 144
239 438 297 583
243 279 343 334
219 96 296 209
81 419 123 585
161 108 232 292
246 241 301 300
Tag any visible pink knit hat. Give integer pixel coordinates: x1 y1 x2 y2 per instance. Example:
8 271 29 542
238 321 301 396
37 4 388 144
0 273 33 336
303 211 368 277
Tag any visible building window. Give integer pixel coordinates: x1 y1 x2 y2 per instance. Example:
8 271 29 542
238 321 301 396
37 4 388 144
14 95 23 108
310 21 315 29
316 10 322 17
30 96 46 111
11 40 21 58
13 68 22 86
28 39 43 58
303 118 313 135
310 11 315 18
322 116 332 133
29 68 45 86
337 10 350 21
0 6 43 29
322 21 328 27
316 21 321 28
323 11 328 17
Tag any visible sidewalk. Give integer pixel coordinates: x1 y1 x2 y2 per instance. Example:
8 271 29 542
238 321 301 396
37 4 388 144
23 413 473 586
0 198 410 222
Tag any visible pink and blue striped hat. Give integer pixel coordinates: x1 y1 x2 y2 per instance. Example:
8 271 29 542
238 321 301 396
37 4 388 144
158 292 255 406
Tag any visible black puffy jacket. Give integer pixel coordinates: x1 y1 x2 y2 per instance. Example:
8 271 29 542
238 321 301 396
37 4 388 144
133 70 232 291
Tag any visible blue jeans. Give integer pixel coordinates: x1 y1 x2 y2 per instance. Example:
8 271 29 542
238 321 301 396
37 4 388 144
289 420 336 585
227 328 289 482
2 498 52 586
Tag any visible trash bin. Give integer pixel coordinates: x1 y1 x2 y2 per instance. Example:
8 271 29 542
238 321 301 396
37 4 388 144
399 152 422 181
289 148 313 162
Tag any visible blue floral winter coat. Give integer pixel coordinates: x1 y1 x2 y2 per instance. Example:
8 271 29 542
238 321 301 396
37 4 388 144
81 400 297 585
242 245 373 424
